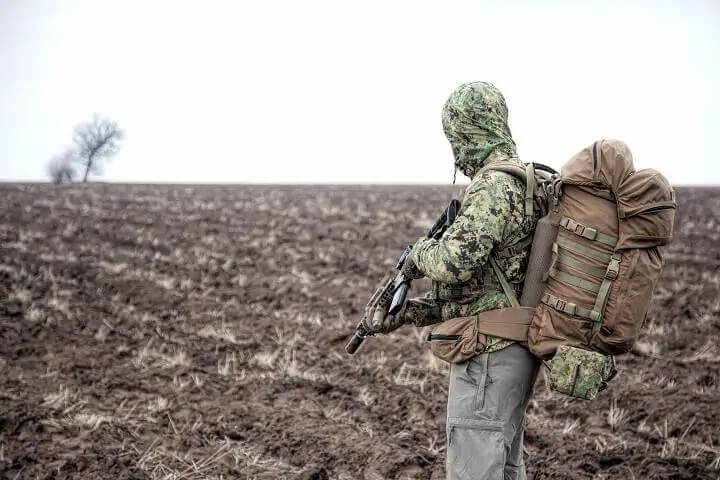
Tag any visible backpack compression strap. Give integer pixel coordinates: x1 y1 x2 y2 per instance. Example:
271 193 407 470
542 218 621 333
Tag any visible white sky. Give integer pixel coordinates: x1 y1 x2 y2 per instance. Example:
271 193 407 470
1 0 718 185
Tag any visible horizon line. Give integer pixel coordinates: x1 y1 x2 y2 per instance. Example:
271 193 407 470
0 180 718 188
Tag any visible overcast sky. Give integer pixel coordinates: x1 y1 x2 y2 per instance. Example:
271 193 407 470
1 0 718 185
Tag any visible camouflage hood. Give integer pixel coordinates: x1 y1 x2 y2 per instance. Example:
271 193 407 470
442 82 519 179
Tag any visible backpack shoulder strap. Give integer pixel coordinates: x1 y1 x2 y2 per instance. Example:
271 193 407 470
479 162 537 219
479 162 541 301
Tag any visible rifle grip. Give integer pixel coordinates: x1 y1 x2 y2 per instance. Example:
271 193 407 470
345 330 366 355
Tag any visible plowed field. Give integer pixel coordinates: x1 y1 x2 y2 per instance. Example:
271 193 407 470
1 184 718 479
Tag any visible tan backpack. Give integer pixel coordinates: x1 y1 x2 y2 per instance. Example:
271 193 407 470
429 140 676 374
524 139 676 358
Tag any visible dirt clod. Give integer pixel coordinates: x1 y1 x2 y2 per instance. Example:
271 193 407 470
0 184 718 479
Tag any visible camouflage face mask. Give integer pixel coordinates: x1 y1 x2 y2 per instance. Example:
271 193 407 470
442 82 518 179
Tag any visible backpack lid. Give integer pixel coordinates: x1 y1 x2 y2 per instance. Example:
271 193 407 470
561 139 635 192
561 139 676 249
616 169 676 219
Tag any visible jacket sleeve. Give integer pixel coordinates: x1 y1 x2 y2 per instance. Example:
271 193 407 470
410 172 514 284
400 292 443 327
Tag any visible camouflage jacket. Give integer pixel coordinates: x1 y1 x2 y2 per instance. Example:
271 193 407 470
404 82 537 353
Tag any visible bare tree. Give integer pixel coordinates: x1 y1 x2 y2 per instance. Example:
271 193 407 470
47 151 76 184
72 114 124 182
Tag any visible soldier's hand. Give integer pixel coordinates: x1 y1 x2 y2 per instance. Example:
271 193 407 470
360 301 411 335
400 255 424 280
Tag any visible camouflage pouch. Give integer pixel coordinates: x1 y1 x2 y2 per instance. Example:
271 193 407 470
428 316 487 364
549 345 617 400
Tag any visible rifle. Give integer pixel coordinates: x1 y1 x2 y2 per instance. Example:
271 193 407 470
345 198 461 355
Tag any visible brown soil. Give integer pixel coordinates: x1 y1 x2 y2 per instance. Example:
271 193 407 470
0 183 718 479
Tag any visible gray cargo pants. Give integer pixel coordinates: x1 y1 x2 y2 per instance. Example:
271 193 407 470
446 343 540 480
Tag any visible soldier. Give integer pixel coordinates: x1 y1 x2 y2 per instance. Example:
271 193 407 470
362 81 541 479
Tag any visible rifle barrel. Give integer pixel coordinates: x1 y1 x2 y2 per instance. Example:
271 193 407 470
345 328 367 354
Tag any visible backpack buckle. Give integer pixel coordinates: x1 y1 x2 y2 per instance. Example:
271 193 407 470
580 226 597 240
605 255 621 280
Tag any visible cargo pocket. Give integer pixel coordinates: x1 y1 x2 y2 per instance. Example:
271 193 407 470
468 354 490 412
448 354 490 416
447 418 506 480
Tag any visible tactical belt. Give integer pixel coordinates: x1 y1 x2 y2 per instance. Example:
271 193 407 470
440 257 533 344
434 283 502 302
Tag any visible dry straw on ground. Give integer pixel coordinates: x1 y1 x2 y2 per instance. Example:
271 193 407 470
0 184 718 479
